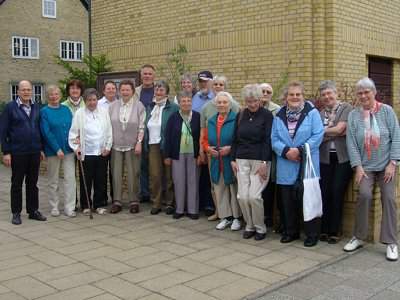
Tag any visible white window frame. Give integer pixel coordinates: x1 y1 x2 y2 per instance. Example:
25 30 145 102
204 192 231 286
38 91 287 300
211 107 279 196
12 36 40 59
10 83 44 103
59 40 84 62
42 0 56 18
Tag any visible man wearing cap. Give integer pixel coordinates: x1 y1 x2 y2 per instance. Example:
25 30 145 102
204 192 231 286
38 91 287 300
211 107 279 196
192 71 216 217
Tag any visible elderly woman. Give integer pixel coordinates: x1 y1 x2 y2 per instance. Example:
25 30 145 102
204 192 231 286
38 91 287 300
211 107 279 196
271 81 324 247
173 73 196 104
144 80 179 215
259 83 281 230
69 88 112 215
200 75 241 221
204 91 241 230
62 79 85 115
164 91 201 219
344 77 400 261
108 80 145 214
40 85 76 217
318 80 353 244
231 84 273 240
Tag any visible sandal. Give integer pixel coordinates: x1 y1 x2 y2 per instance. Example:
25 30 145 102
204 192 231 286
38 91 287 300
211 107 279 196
96 208 107 215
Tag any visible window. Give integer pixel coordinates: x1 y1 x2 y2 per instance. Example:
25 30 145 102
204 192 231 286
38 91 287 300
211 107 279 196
12 36 39 59
42 0 56 18
10 83 44 103
60 40 84 61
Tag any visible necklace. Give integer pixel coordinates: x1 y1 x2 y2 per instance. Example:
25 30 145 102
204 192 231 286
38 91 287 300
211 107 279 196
247 110 256 122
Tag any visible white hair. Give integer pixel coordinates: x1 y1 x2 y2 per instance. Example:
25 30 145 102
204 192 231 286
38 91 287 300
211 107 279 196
355 77 376 93
241 84 263 100
213 75 228 89
215 91 233 103
259 83 273 95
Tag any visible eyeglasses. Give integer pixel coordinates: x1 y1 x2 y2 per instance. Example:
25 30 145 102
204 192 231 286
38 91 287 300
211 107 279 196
262 90 272 94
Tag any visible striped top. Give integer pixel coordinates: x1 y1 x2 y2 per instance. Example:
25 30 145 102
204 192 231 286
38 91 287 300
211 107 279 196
346 104 400 171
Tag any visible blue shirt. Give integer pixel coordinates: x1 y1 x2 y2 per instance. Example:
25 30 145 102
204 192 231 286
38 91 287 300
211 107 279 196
40 105 73 156
140 86 154 108
192 90 215 113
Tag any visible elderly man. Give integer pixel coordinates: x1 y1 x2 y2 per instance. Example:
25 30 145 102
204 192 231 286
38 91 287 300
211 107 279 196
0 80 47 225
135 64 156 202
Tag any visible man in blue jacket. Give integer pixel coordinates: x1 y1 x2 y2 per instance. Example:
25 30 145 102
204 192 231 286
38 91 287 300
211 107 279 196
0 80 47 225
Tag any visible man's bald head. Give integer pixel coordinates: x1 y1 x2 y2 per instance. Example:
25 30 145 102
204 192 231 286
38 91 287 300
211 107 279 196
17 80 33 102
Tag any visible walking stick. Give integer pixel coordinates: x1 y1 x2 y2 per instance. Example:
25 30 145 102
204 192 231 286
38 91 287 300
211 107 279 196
78 155 93 219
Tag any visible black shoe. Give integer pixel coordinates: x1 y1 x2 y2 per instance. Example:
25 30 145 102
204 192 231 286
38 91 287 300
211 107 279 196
28 210 47 221
328 236 340 244
150 208 161 215
280 234 300 243
11 213 21 225
187 213 199 220
204 208 214 217
243 231 256 239
304 236 318 247
140 195 150 203
165 206 175 215
319 234 329 242
254 232 266 241
173 213 184 219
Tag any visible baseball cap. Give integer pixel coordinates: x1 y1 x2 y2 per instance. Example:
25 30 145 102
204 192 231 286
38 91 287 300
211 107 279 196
198 70 213 81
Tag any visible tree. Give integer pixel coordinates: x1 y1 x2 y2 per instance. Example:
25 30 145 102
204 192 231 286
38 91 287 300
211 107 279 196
56 54 112 97
158 43 192 93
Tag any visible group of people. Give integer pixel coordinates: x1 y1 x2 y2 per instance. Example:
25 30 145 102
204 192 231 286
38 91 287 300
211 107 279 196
1 65 399 262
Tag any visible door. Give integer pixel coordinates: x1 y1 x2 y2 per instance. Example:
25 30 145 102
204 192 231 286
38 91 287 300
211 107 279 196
368 57 393 106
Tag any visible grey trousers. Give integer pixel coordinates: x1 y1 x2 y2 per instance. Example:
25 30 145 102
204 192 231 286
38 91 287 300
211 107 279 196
236 159 270 234
172 153 199 214
111 149 140 205
213 175 241 219
354 170 398 244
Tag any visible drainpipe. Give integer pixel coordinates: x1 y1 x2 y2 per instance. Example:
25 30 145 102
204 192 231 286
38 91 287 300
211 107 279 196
88 0 93 84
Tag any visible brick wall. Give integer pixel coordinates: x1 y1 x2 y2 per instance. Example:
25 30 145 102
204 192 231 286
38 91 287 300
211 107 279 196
0 0 88 102
91 0 400 241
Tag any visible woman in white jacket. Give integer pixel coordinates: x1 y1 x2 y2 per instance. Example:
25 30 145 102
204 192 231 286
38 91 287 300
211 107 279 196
69 88 112 215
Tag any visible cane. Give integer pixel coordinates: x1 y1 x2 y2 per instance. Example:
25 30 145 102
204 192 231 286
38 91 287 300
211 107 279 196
78 154 93 219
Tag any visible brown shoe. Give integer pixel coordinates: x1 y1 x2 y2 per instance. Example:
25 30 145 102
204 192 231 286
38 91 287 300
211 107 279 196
110 204 122 214
129 204 139 214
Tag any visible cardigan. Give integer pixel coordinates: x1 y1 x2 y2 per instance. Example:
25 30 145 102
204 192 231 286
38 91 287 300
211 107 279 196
68 106 113 160
272 101 324 185
108 98 145 150
319 102 353 164
144 99 179 154
207 111 237 185
0 99 42 155
164 111 201 160
346 103 400 171
40 105 73 157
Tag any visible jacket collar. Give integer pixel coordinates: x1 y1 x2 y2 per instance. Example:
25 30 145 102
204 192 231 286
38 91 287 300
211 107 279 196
276 101 315 135
209 110 236 126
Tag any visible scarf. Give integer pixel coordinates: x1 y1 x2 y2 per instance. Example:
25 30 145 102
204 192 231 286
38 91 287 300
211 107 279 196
286 103 305 138
68 96 83 107
363 101 382 159
323 101 341 127
150 97 168 123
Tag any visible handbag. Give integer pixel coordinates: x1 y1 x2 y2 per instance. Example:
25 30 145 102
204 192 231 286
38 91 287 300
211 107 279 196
302 143 323 221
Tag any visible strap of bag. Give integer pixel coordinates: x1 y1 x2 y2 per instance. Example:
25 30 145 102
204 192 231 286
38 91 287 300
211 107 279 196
304 143 317 179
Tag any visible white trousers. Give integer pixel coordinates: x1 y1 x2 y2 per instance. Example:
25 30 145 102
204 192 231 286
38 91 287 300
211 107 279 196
236 159 270 234
213 175 241 219
47 153 76 214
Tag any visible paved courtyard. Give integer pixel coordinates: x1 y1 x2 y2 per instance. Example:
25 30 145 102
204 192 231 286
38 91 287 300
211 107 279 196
0 165 378 300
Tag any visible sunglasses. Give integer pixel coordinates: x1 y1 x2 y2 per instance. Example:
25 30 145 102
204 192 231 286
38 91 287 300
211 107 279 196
213 83 224 86
262 90 272 94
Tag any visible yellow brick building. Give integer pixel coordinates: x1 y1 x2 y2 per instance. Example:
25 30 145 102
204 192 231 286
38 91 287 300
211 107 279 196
0 0 89 103
92 0 400 241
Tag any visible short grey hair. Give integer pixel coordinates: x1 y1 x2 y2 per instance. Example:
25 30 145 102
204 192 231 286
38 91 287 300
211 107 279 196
213 75 228 89
215 91 233 103
259 83 273 95
46 85 61 95
241 84 263 100
83 88 99 101
177 90 192 103
319 80 337 94
180 73 196 85
355 77 376 93
154 80 170 95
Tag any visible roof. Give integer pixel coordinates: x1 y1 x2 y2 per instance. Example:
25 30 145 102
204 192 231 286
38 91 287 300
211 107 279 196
0 0 89 10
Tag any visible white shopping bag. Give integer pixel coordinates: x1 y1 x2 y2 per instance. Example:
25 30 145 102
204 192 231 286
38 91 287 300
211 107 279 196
303 143 323 221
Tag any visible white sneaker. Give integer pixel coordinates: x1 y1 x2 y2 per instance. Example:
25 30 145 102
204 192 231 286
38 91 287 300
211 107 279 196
96 207 107 215
231 219 242 231
386 244 398 261
65 210 76 218
50 209 60 217
343 237 363 252
216 218 232 230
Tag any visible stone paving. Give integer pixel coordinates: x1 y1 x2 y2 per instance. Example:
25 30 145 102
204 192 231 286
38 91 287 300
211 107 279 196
0 165 349 300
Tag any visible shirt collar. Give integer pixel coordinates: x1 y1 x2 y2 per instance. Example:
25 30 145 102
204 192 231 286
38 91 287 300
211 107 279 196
196 90 215 100
16 97 34 107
